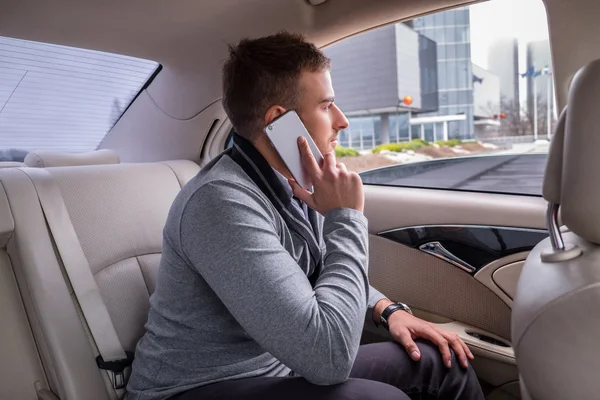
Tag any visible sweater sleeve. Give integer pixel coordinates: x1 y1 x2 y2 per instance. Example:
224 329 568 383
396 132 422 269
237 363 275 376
366 285 388 327
178 181 370 385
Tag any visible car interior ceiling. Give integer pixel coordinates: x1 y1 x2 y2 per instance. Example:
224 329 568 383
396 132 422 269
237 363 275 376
1 0 600 399
0 0 593 164
0 0 503 164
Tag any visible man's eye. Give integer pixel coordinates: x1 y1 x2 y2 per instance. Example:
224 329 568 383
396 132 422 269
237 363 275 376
325 103 333 110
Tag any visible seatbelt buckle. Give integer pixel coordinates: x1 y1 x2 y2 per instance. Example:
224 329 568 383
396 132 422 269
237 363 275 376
96 351 135 389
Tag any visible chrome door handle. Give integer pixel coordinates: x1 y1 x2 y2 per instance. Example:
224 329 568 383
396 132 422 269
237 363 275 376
419 241 476 273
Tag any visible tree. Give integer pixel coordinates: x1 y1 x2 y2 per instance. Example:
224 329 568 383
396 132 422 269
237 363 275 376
477 96 530 138
499 97 529 136
478 94 556 138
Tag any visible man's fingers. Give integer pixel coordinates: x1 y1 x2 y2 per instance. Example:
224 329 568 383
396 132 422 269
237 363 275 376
396 329 421 361
297 137 321 179
421 327 452 368
288 179 314 208
322 152 336 173
441 331 469 369
462 340 474 360
337 162 348 172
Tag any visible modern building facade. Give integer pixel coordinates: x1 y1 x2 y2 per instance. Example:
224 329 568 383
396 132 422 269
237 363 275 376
472 64 501 116
324 23 438 150
487 38 520 110
326 7 477 150
412 7 475 141
526 40 554 117
472 64 502 137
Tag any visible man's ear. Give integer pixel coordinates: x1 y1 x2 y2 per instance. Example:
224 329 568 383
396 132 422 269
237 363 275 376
264 105 287 127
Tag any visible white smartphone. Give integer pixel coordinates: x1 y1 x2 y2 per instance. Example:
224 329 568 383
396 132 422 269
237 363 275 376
264 110 323 190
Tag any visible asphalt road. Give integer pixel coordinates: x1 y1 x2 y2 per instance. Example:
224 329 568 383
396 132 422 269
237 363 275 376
360 153 548 196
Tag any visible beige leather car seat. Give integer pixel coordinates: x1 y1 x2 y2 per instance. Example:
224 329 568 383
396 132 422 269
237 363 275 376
512 59 600 400
0 161 26 168
24 149 120 168
0 160 200 400
0 179 49 400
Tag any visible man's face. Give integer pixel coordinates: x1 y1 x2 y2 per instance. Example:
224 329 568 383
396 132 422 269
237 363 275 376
295 70 349 155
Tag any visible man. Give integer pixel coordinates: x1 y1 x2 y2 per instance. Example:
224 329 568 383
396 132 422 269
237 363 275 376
127 32 484 400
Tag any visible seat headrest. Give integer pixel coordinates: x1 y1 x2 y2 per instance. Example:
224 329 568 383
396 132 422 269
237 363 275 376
561 59 600 244
24 149 120 168
0 161 26 169
542 107 566 205
0 183 13 247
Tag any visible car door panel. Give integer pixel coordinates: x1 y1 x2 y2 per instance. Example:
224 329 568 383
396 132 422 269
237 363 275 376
363 185 547 399
365 185 547 233
369 234 512 339
378 225 546 274
475 256 528 306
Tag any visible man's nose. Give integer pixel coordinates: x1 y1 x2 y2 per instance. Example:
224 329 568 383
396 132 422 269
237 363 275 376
334 105 349 130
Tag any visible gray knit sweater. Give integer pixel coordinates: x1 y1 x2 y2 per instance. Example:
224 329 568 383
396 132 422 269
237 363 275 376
127 136 386 400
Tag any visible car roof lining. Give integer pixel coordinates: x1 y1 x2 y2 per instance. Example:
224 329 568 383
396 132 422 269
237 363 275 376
0 0 477 121
4 0 599 164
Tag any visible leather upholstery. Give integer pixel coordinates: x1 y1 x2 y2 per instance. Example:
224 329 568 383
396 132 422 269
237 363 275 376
0 185 14 248
370 235 512 339
0 161 26 168
513 233 600 400
0 181 48 400
513 59 600 400
0 160 200 399
24 149 120 168
562 59 600 244
542 107 566 204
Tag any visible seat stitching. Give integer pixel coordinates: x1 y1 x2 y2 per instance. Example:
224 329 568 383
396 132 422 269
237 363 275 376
159 162 183 189
92 253 161 277
136 255 153 297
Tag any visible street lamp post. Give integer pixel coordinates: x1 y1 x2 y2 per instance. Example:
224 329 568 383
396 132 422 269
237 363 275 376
522 66 553 141
546 69 552 140
401 95 413 141
533 77 538 141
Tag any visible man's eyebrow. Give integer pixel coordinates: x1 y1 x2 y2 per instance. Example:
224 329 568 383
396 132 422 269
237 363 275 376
319 97 335 104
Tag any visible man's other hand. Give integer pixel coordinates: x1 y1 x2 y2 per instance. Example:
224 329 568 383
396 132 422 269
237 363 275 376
387 311 474 369
289 136 364 215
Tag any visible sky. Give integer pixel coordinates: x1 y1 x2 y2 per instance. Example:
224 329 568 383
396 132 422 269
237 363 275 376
469 0 551 107
469 0 550 70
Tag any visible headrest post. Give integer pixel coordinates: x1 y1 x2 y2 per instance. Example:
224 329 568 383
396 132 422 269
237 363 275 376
547 203 564 251
541 202 581 262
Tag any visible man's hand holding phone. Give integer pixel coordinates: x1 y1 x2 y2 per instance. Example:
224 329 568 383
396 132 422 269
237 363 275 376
289 137 364 215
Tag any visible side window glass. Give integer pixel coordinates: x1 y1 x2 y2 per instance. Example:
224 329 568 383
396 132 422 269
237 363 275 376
324 0 553 196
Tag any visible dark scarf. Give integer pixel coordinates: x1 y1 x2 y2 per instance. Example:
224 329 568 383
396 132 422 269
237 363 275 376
228 133 323 286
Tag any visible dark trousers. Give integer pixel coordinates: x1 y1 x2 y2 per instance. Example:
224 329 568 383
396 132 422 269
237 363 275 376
171 340 485 399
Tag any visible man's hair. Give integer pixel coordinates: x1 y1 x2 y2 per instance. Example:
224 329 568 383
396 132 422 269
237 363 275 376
222 31 331 141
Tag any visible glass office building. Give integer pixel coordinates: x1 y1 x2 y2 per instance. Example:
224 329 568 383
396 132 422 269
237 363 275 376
325 23 438 150
411 7 475 140
326 7 475 150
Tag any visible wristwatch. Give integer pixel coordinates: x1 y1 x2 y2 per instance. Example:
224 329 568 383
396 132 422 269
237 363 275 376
380 302 413 330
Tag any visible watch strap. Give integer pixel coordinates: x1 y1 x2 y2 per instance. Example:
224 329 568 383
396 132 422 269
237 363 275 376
379 302 413 329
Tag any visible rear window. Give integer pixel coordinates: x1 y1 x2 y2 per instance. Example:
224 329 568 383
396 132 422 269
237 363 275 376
0 36 159 161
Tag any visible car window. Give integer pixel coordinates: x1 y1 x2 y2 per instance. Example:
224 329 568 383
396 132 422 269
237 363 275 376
324 0 553 196
0 36 159 161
